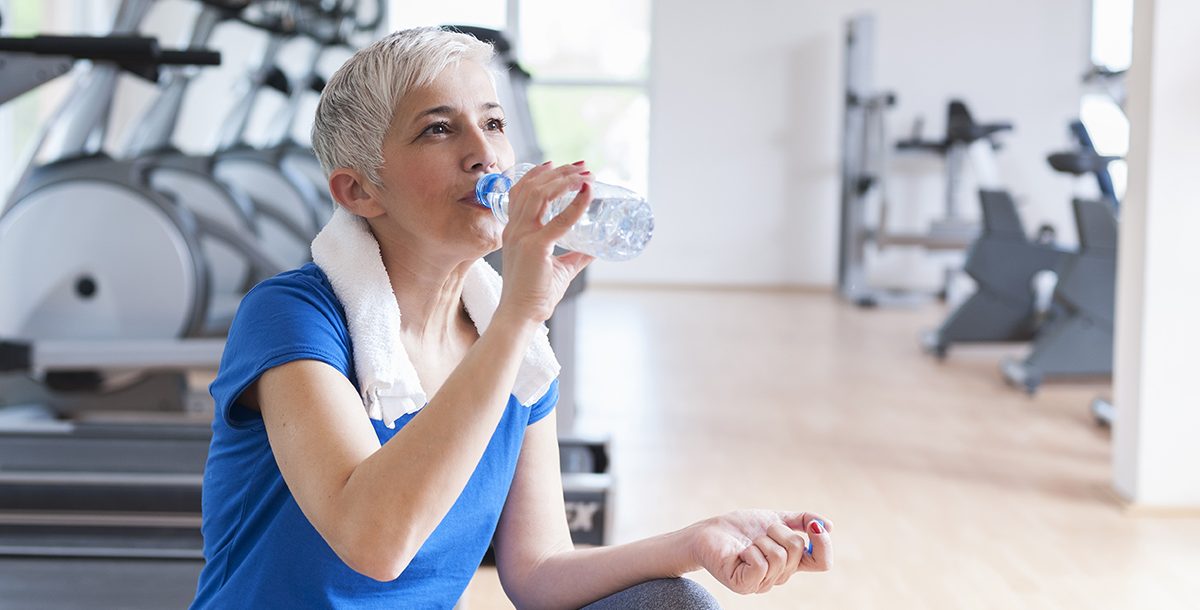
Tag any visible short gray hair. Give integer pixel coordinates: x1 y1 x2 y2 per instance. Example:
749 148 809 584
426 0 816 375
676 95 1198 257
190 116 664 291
311 27 495 186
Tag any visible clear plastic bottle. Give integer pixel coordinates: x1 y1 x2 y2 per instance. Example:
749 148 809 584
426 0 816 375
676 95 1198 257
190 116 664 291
475 163 654 261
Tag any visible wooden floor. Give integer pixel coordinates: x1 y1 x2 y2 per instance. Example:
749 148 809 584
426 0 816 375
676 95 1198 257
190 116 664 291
463 287 1200 610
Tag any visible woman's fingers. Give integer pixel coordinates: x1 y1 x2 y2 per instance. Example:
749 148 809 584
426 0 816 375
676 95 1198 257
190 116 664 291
765 522 806 586
780 511 834 534
752 534 788 593
506 161 553 226
698 509 835 598
554 250 594 282
542 181 593 239
801 518 832 572
532 168 591 229
506 162 590 235
733 543 769 594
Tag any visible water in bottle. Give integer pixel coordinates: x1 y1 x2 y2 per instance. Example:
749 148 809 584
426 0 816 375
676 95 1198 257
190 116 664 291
475 163 654 261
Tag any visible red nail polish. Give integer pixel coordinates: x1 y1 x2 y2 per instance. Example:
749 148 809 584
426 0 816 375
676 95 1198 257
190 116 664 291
580 171 591 176
809 521 823 534
572 160 586 166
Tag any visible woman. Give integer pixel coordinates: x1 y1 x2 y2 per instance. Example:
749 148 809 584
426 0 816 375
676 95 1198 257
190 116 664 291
191 26 832 609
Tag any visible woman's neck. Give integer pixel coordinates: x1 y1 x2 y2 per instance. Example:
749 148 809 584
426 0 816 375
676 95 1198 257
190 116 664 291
371 226 477 344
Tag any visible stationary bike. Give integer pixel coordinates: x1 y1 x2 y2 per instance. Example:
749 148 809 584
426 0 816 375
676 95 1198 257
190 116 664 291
922 101 1071 358
1001 121 1120 393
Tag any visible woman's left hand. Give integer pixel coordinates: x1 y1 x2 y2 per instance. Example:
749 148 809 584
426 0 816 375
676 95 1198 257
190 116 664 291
686 510 833 594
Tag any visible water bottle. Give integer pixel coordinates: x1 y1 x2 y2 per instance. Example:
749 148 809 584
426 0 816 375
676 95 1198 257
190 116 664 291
475 163 654 261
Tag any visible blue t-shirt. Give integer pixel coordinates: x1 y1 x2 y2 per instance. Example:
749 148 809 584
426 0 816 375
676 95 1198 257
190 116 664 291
191 263 557 609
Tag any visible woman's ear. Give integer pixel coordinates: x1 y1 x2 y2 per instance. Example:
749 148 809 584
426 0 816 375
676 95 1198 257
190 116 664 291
329 168 385 218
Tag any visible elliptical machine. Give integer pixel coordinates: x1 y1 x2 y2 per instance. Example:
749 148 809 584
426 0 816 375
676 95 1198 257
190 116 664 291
119 0 301 333
208 4 344 251
0 4 379 607
0 19 229 607
1 2 227 345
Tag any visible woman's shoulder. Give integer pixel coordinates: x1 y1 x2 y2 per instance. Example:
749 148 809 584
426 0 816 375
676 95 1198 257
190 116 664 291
252 262 335 296
227 263 349 348
240 263 341 315
211 263 353 431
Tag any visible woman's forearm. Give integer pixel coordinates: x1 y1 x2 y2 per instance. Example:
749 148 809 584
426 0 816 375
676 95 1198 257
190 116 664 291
506 526 702 610
339 313 540 576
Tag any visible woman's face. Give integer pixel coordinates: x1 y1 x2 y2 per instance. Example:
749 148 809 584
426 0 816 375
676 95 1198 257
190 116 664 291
374 60 515 259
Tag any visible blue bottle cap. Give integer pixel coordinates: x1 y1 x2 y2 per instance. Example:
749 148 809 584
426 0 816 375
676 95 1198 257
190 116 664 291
475 173 513 209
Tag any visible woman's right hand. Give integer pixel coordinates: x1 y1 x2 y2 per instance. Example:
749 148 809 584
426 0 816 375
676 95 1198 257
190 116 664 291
494 161 596 325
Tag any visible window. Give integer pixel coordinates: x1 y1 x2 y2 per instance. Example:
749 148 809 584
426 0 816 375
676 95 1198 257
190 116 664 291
519 0 649 196
388 0 650 196
1 0 49 204
1091 0 1133 71
1082 0 1134 200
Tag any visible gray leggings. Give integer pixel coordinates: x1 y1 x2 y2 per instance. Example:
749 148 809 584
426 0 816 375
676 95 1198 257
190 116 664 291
579 578 721 610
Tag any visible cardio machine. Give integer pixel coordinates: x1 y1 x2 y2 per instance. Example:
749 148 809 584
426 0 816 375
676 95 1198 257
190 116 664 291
207 2 358 249
0 20 231 610
920 102 1073 359
1 0 296 353
119 1 381 329
1 5 226 347
1001 121 1120 393
0 4 385 606
839 15 998 307
120 0 298 309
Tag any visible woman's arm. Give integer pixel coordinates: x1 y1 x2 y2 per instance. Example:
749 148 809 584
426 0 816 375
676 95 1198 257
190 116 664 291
253 311 537 581
493 412 692 608
494 412 833 609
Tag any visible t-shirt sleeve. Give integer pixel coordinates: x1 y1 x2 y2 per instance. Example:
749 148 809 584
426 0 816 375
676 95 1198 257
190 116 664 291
208 272 353 430
526 379 560 426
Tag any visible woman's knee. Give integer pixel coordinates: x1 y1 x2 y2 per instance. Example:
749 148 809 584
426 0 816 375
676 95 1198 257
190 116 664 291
580 578 721 610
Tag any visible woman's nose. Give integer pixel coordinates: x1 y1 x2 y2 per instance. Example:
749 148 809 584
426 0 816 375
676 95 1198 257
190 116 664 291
464 126 500 173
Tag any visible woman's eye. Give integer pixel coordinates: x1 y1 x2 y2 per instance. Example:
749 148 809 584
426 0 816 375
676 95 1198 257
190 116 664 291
487 118 507 131
424 122 450 136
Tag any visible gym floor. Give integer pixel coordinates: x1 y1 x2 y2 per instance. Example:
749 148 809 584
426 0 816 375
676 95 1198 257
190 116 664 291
462 287 1200 610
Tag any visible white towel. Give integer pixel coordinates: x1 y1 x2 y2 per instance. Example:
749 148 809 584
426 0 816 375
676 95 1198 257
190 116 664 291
311 206 560 428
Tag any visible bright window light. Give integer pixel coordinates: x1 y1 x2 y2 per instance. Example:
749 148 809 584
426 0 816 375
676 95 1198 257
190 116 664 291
1091 0 1133 71
1080 94 1130 156
519 0 650 81
1080 94 1129 199
528 85 649 195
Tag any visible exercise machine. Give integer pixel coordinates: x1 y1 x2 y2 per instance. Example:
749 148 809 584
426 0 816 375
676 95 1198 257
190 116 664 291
0 21 230 610
1001 121 1120 393
920 101 1071 358
839 15 999 307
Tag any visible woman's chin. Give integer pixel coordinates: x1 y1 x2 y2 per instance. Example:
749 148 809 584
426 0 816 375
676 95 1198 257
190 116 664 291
457 224 502 257
430 205 502 257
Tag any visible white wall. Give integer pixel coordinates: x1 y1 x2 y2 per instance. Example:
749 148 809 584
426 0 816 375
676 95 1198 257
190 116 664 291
593 0 1090 288
1112 0 1200 508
